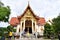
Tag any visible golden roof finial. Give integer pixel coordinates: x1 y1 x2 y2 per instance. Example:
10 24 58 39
28 0 29 6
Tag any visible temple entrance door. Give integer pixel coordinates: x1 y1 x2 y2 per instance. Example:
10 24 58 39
25 20 32 33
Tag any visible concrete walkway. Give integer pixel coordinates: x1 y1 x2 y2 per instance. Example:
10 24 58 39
15 38 58 40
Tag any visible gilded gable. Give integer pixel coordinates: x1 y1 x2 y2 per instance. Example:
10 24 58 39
24 9 34 17
18 5 39 22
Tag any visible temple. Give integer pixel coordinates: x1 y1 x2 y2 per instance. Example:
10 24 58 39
9 4 46 38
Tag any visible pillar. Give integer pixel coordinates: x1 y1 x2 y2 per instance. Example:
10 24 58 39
20 21 23 38
35 21 36 32
20 21 22 32
32 20 34 34
23 20 25 31
16 24 20 34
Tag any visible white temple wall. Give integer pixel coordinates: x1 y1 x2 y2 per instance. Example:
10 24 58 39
36 25 44 36
39 25 44 36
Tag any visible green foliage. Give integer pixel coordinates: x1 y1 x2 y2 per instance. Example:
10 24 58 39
0 1 10 22
7 25 16 32
44 14 60 38
7 25 14 32
44 23 54 38
0 26 16 37
0 27 7 36
13 29 16 32
52 15 60 35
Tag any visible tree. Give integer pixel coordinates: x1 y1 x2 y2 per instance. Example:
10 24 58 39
0 1 10 22
7 25 13 32
52 15 60 34
0 27 4 36
0 27 8 36
44 23 54 38
0 26 14 37
0 1 11 37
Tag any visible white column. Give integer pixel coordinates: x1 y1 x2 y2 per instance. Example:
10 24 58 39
20 21 22 32
16 24 20 34
32 20 34 34
20 21 22 38
35 21 36 32
23 20 25 31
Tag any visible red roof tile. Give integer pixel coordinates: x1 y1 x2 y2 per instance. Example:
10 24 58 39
38 17 46 26
9 17 19 26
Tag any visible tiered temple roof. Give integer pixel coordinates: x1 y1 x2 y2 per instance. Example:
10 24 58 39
9 5 46 26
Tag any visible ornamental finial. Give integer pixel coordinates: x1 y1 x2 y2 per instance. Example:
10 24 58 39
28 0 29 6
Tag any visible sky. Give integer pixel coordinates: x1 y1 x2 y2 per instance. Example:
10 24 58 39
0 0 60 27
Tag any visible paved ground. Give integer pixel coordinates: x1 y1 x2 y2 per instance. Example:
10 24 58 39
5 38 58 40
15 38 58 40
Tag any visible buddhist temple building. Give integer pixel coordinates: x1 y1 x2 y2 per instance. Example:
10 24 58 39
9 4 46 37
